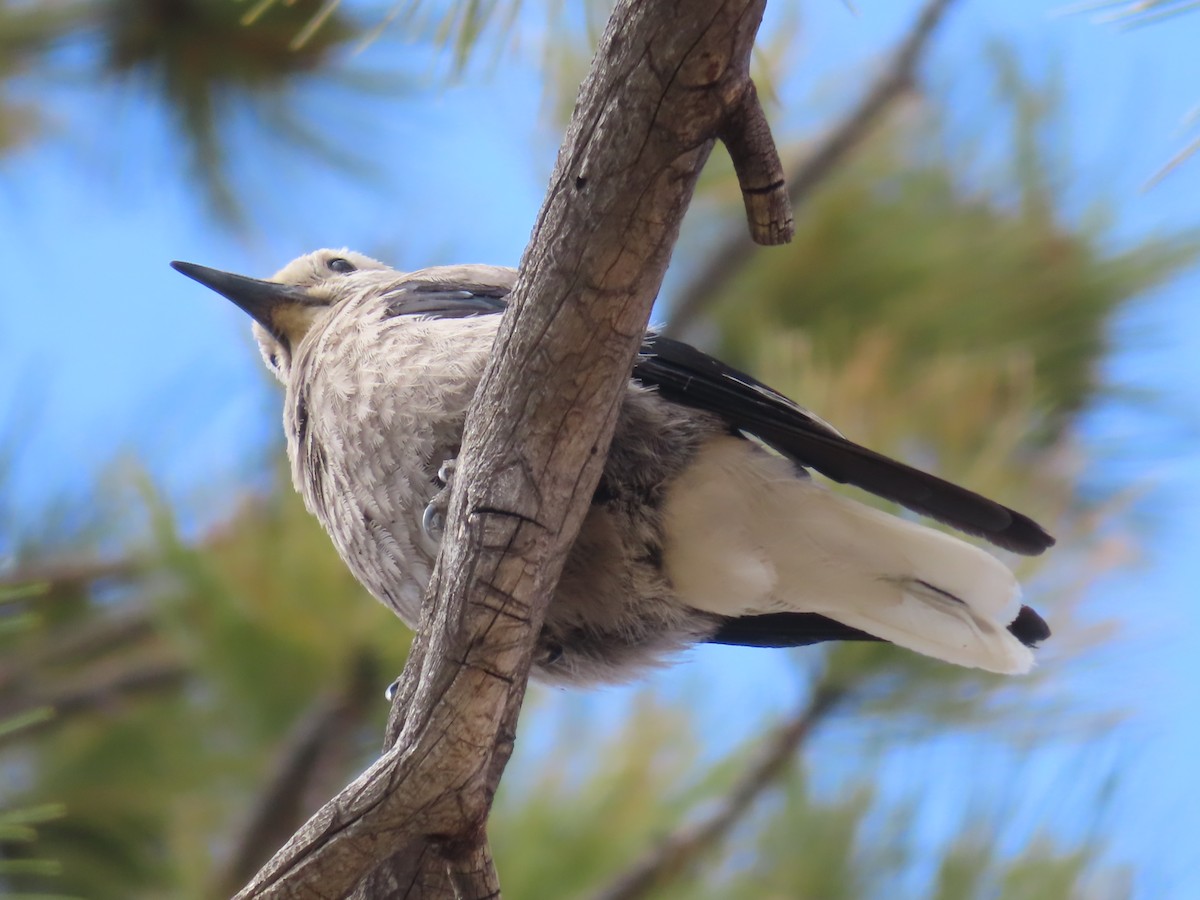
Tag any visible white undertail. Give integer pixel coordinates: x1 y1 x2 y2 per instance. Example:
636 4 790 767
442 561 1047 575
662 437 1032 674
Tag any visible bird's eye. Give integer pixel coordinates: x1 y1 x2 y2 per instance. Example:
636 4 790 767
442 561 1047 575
268 353 279 369
327 257 356 274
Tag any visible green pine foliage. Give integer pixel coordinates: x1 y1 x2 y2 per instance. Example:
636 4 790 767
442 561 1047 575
0 0 374 223
2 475 404 898
709 117 1197 432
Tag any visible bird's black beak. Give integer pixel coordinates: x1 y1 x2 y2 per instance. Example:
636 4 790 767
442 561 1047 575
170 261 318 342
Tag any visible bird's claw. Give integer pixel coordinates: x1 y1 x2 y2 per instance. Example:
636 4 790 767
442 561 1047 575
421 502 445 545
419 457 457 549
385 676 402 702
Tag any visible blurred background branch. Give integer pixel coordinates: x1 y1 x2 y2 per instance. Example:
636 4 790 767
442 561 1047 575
591 684 845 900
215 650 380 896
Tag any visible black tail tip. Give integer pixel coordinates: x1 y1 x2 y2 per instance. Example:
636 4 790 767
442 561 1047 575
1008 605 1051 647
1001 512 1056 556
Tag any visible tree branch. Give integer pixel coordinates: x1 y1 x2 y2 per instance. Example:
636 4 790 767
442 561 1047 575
0 659 188 743
0 606 157 693
721 80 794 246
347 842 456 899
665 0 961 338
0 556 139 598
216 653 380 896
233 0 784 896
590 686 845 900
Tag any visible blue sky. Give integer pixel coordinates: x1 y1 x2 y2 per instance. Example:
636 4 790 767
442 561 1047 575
2 1 1198 895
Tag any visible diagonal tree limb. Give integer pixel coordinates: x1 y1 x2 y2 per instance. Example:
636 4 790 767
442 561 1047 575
590 685 846 900
665 0 962 338
232 1 788 896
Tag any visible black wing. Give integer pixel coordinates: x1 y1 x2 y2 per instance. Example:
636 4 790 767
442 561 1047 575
634 333 1054 556
383 281 511 319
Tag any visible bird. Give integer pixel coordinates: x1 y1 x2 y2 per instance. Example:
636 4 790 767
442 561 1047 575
172 248 1053 687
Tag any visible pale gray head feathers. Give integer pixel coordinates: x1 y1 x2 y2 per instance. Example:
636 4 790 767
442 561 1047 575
252 248 391 382
252 250 517 385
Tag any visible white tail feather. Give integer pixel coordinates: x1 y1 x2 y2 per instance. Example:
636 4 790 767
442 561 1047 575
662 437 1033 675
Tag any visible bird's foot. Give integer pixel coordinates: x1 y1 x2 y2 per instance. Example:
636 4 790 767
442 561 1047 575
419 457 457 550
385 676 402 703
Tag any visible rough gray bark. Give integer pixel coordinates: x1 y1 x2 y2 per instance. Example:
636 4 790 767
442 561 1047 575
233 0 784 896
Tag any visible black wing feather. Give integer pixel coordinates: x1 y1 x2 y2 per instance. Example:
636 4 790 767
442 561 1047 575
383 281 510 319
635 333 1054 556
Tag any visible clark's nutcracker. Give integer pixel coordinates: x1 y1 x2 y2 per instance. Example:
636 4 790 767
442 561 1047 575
172 249 1052 686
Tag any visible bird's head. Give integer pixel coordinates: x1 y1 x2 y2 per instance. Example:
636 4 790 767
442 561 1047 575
171 248 391 382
